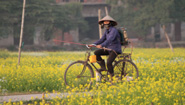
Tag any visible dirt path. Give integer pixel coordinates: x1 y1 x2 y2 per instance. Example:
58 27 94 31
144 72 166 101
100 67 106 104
0 91 92 104
0 92 71 103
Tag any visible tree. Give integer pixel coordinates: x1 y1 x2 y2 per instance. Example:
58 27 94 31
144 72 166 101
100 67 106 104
108 0 185 41
170 0 185 41
0 0 87 42
0 0 22 37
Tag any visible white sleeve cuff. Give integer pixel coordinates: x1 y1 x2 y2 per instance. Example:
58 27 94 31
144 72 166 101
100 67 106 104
91 44 97 46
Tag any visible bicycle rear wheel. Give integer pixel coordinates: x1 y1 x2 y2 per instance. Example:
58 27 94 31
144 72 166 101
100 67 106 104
64 60 94 89
113 59 139 81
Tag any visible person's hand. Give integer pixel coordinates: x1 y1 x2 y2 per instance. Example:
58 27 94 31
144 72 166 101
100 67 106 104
88 44 96 47
96 45 102 49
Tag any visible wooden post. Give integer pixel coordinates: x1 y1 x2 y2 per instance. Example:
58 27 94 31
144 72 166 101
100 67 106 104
162 25 174 53
96 9 102 83
105 7 108 16
98 9 102 38
18 0 26 65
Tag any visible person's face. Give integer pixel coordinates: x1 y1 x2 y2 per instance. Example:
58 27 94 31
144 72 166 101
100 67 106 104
104 21 110 25
103 21 110 29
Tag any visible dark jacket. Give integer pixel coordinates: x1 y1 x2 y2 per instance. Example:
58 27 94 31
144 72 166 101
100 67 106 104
93 26 122 54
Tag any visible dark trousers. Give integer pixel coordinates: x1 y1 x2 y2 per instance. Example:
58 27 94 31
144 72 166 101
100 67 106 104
94 49 117 74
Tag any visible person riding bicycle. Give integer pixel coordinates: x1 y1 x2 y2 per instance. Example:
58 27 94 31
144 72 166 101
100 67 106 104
88 15 122 78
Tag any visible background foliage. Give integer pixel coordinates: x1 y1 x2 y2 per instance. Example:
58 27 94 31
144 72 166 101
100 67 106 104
0 0 87 41
108 0 185 39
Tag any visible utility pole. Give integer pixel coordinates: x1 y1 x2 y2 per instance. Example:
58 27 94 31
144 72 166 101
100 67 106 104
18 0 26 65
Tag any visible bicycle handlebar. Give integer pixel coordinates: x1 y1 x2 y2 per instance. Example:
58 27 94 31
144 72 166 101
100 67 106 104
86 44 91 49
86 44 112 51
85 44 118 55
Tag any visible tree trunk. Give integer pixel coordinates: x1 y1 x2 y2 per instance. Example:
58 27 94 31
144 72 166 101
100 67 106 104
174 21 181 41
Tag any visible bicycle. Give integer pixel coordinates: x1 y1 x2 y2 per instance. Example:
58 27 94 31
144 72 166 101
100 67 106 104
64 42 139 89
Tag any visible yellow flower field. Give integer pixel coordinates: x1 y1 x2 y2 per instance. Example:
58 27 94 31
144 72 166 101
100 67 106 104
0 48 185 104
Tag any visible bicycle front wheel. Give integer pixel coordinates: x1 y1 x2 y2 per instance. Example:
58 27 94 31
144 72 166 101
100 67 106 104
64 60 94 88
113 59 139 81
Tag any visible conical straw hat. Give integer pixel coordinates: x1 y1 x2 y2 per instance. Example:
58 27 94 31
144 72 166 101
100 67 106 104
98 15 117 26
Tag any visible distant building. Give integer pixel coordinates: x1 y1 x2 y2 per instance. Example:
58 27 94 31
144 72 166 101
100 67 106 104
53 0 109 44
